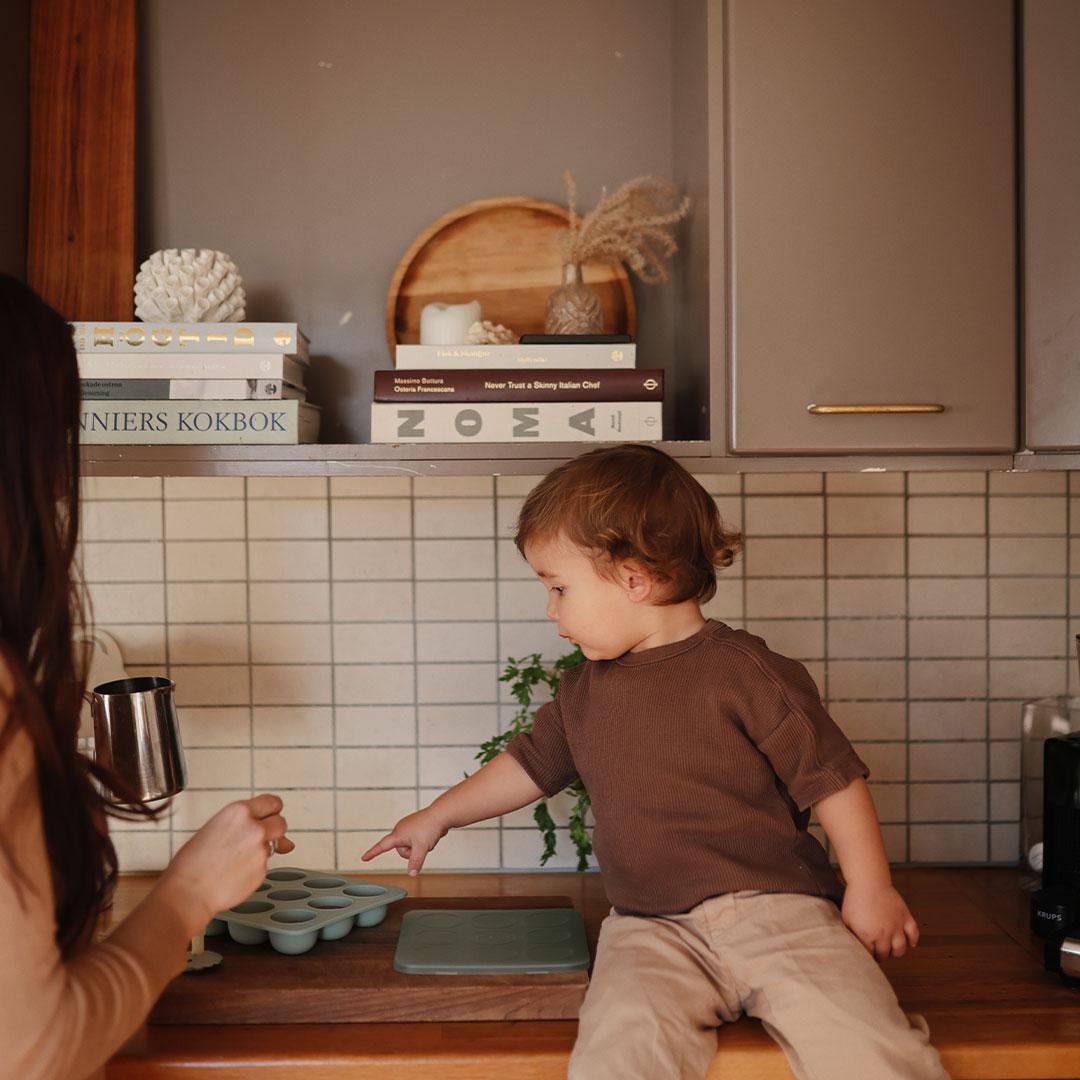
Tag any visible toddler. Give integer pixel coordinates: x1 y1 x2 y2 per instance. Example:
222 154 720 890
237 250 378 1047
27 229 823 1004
363 443 948 1080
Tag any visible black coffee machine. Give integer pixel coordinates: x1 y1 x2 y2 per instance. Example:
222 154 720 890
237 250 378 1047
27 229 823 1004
1031 729 1080 982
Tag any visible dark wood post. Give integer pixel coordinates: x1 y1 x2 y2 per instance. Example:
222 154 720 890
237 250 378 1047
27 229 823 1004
27 0 135 319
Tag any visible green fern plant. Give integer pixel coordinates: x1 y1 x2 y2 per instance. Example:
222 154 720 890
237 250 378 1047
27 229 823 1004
473 647 592 870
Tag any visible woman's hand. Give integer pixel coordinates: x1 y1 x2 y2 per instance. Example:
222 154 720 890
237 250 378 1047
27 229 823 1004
841 881 919 960
361 809 449 875
158 793 294 932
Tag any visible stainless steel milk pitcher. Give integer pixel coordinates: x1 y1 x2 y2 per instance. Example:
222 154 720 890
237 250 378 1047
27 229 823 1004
90 676 187 802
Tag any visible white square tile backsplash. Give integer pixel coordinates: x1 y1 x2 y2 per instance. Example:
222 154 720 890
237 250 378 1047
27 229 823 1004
165 499 245 540
744 472 823 494
826 494 905 535
82 471 1078 875
166 539 247 581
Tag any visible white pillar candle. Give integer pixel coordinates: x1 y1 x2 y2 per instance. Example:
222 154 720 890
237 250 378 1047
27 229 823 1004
419 300 482 345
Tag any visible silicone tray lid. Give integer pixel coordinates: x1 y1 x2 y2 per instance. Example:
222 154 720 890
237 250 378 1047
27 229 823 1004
393 907 590 974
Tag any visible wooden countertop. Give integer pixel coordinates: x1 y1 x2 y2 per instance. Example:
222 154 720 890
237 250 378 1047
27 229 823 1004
105 867 1080 1080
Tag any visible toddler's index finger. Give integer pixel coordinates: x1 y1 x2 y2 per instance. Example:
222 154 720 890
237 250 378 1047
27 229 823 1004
361 833 397 861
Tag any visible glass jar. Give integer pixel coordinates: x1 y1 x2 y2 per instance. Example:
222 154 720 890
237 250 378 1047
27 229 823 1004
1021 695 1080 871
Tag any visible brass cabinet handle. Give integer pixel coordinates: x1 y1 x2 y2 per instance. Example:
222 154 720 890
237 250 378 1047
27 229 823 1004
806 403 946 415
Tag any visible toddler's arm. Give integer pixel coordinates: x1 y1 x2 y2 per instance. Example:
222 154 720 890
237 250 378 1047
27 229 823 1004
360 751 545 875
813 778 919 961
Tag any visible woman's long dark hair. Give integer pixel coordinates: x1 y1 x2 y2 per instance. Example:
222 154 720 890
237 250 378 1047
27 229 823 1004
0 273 151 955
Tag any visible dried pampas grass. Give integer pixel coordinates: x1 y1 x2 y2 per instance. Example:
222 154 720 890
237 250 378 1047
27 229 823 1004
558 170 690 284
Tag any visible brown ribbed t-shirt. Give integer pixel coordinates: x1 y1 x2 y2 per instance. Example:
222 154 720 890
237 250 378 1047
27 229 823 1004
506 620 869 916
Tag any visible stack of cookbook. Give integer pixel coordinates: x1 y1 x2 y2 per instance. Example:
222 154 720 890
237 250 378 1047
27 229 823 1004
74 321 319 444
370 335 662 443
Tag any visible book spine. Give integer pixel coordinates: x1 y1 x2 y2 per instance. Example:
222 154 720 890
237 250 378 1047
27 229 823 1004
70 322 309 361
374 369 662 403
370 402 662 443
393 343 636 370
79 401 320 444
80 378 300 400
76 353 306 385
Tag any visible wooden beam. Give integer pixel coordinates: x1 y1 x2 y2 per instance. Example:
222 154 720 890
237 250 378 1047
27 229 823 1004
27 0 135 319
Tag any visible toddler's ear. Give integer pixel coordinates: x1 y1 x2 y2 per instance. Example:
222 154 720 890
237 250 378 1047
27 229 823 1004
617 559 657 603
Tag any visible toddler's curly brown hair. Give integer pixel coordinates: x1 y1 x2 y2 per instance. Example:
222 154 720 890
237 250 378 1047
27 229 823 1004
514 444 742 605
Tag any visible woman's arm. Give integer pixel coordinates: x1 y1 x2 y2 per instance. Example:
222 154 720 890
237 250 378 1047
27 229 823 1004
0 719 183 1080
0 705 292 1080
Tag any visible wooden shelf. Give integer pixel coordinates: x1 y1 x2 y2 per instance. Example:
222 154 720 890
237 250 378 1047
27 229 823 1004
79 442 1022 478
80 440 714 477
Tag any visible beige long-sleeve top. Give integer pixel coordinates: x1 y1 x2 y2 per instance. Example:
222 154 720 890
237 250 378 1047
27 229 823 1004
0 705 187 1080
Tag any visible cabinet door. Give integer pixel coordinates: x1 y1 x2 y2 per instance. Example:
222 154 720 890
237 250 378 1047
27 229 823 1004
727 0 1016 454
1024 0 1080 450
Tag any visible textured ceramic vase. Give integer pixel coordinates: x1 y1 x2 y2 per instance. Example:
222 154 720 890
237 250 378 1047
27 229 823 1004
544 263 603 334
134 248 246 322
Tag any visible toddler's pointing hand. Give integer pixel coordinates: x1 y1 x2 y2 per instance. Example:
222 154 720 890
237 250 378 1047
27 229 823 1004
360 809 449 876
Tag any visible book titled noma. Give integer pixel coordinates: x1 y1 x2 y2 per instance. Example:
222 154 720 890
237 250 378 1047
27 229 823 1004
370 401 662 443
79 400 320 444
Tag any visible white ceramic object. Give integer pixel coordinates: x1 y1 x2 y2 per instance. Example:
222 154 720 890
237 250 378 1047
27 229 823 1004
134 248 247 322
419 299 481 345
1028 841 1044 873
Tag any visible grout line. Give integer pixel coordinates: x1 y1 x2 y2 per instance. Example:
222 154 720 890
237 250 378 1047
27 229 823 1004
1067 471 1075 702
735 472 747 629
493 481 505 870
410 481 421 846
820 475 831 859
983 473 991 862
327 479 338 869
243 480 255 812
160 481 174 858
903 471 911 864
171 731 1028 743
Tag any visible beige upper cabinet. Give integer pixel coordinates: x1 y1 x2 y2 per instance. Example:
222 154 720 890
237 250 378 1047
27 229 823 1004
1024 0 1080 450
726 0 1016 454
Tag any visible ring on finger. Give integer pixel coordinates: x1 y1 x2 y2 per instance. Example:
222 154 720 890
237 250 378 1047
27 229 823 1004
267 837 277 857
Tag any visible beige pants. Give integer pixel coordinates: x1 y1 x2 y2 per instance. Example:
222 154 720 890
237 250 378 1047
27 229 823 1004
569 890 949 1080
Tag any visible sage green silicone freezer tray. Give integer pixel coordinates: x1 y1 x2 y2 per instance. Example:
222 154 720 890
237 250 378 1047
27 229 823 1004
393 907 590 974
203 867 407 955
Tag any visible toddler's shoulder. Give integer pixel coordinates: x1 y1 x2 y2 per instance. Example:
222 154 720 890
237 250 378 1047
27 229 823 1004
703 622 787 670
703 624 819 699
553 658 590 698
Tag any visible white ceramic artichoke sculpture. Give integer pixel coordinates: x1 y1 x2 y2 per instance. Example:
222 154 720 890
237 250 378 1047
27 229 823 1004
134 249 246 322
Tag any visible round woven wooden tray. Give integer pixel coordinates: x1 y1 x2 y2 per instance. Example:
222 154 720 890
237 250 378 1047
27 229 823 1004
385 196 636 358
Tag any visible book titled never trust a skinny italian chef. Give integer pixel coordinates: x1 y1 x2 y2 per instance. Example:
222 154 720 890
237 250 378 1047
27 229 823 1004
79 400 320 444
